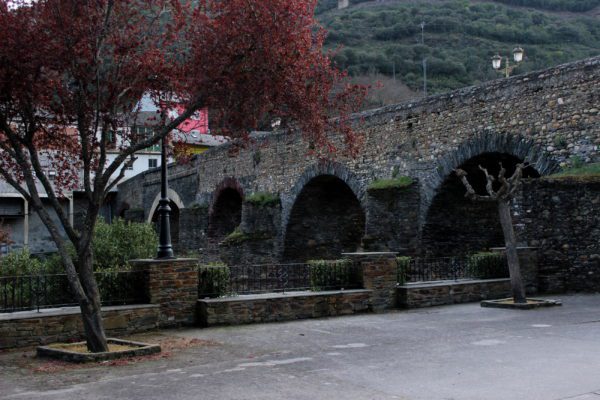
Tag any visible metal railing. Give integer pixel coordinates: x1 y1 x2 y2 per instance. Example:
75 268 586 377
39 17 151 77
198 262 363 298
0 270 148 313
400 257 469 283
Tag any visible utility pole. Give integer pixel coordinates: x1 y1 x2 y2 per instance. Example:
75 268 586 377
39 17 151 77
423 59 427 97
420 21 427 97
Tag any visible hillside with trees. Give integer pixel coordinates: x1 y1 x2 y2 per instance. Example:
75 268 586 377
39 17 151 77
317 0 600 98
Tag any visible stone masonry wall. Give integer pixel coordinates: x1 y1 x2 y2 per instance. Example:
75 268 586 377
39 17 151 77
219 201 281 265
364 183 421 253
397 279 511 309
178 206 210 256
0 305 159 349
197 290 371 327
518 177 600 293
118 57 600 266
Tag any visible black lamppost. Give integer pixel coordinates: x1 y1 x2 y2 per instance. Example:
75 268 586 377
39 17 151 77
156 137 175 259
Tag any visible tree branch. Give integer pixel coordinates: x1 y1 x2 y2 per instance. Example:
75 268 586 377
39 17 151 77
100 96 205 184
478 165 497 198
454 169 496 203
24 144 80 243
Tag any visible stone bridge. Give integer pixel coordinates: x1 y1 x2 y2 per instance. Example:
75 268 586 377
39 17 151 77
118 56 600 279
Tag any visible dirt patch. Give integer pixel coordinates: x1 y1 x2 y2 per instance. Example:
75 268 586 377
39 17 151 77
47 343 138 354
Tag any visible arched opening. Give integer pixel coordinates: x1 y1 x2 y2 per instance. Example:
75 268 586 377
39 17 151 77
209 188 243 240
151 201 181 248
421 152 540 257
283 175 365 262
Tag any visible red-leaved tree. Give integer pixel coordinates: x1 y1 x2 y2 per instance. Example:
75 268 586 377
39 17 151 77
0 0 365 352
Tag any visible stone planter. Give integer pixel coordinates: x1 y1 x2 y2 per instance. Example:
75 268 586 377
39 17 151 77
37 338 161 363
481 298 561 310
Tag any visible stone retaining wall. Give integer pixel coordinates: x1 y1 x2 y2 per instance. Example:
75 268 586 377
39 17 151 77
197 290 371 327
0 304 159 349
518 177 600 292
397 279 511 308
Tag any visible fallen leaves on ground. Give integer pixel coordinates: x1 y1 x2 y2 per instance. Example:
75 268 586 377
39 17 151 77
23 336 220 373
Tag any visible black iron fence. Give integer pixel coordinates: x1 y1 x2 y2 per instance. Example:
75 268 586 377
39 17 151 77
399 257 469 283
0 270 148 313
397 255 509 283
198 262 363 298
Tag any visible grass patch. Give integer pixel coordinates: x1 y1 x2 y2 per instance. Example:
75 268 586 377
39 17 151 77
368 176 413 191
550 162 600 178
245 192 280 207
223 227 245 244
222 226 272 245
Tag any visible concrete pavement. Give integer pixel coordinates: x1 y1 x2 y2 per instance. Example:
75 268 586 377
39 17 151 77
1 294 600 400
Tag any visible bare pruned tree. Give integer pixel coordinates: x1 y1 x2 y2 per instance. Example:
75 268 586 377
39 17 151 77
455 162 528 304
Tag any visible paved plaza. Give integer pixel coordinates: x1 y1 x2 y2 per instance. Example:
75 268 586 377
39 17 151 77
1 294 600 400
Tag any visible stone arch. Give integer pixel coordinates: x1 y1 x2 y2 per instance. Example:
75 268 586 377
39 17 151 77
147 189 185 224
419 132 559 256
208 178 244 240
281 161 366 232
281 161 366 262
421 132 560 211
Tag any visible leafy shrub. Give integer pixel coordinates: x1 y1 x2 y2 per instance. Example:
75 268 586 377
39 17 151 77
466 252 509 279
0 250 56 310
0 249 43 277
91 218 158 271
198 263 230 298
396 256 412 285
308 259 359 291
39 253 70 275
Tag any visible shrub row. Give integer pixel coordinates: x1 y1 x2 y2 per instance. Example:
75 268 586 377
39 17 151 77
307 258 360 291
0 219 158 277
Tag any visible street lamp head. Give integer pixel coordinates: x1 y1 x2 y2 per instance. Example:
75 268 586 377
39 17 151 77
513 47 524 63
492 54 502 70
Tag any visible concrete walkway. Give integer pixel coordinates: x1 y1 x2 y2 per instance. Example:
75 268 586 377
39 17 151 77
1 294 600 400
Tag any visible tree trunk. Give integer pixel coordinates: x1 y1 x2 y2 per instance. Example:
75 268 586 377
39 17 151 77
80 302 109 352
77 246 109 352
497 200 526 304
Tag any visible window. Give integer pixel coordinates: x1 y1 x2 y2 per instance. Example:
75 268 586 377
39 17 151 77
148 159 158 169
107 131 117 149
135 127 161 152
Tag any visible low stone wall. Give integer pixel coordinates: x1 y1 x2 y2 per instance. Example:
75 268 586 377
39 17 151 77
397 279 511 309
0 304 159 349
197 290 371 327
